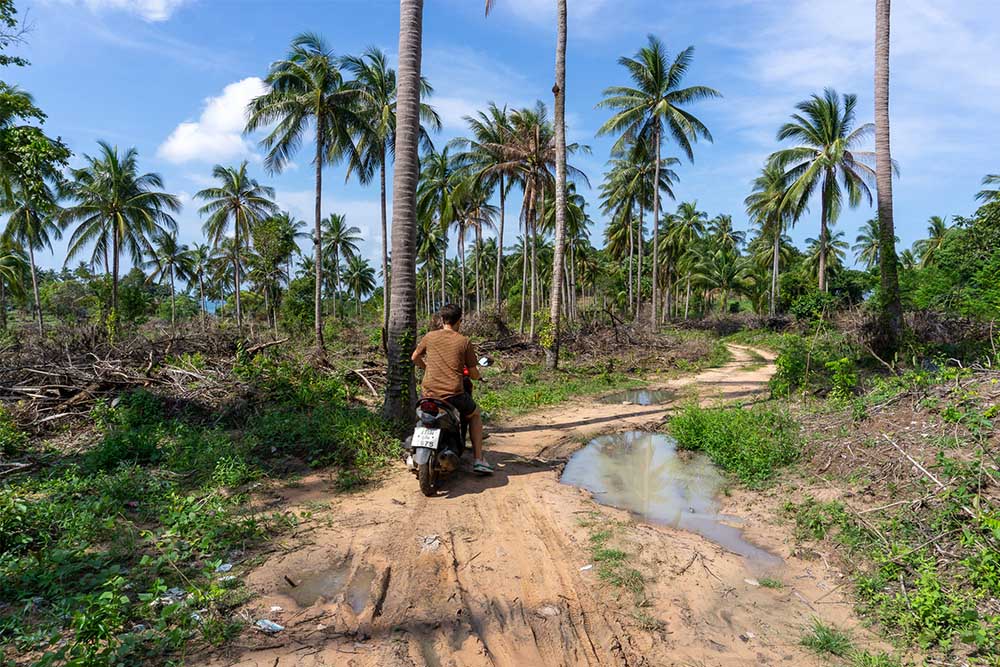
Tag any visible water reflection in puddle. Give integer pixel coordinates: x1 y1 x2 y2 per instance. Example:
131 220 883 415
283 563 373 611
599 388 675 405
561 431 781 565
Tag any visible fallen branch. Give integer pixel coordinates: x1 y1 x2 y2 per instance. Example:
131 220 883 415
883 434 945 489
245 337 289 355
351 369 379 397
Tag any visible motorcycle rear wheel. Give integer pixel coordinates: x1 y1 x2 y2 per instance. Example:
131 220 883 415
418 462 435 496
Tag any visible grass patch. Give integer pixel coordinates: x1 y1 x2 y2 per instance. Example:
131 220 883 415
0 355 400 665
801 618 853 657
667 404 799 487
851 650 901 667
579 514 646 602
759 577 783 589
477 364 645 419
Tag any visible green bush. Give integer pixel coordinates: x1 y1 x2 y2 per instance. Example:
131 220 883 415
668 404 799 487
769 332 856 398
790 290 838 322
0 407 26 456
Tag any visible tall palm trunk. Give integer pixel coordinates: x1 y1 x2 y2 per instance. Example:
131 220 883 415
770 222 780 317
529 196 539 340
198 272 207 328
380 148 390 335
234 220 243 332
494 175 505 313
458 225 467 312
27 244 42 335
111 226 120 319
333 249 343 318
169 265 176 329
818 172 831 292
383 0 422 423
875 0 902 354
313 120 326 352
545 0 568 369
684 275 691 319
650 127 661 329
1 280 7 330
474 221 482 313
626 210 633 312
636 201 644 320
440 223 448 305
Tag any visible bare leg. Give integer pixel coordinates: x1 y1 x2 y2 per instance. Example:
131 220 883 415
468 409 484 460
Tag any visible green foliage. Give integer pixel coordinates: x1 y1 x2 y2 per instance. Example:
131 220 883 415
800 618 853 657
237 355 400 472
279 275 316 333
769 331 856 398
0 406 26 455
759 577 783 589
789 289 837 322
668 404 799 487
476 364 643 419
825 357 858 401
851 651 901 667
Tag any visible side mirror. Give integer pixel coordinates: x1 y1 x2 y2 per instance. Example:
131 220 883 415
478 356 492 367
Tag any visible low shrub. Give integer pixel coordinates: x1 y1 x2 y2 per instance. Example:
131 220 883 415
668 404 799 487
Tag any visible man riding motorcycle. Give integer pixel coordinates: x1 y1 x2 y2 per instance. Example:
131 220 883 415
410 304 493 475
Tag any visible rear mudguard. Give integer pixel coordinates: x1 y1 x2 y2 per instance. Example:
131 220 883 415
412 447 434 465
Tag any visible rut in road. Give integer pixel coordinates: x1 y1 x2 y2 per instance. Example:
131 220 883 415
198 346 881 667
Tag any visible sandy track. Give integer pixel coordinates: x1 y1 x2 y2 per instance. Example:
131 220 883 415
197 346 879 666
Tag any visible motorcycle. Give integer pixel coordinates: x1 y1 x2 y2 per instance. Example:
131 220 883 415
407 356 490 496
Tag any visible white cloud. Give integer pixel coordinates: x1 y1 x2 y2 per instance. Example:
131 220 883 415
158 77 267 165
56 0 189 21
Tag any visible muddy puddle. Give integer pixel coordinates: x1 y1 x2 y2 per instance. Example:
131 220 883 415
282 562 373 611
599 388 675 405
561 431 780 565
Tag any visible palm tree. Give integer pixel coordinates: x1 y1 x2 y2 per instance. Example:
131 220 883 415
343 46 440 335
745 162 801 317
693 247 749 314
669 201 707 319
450 175 496 313
417 209 444 315
805 230 848 281
771 89 877 292
271 211 308 279
62 142 179 319
195 161 277 333
597 34 720 327
709 214 745 252
383 0 424 421
0 238 26 331
246 32 362 354
343 255 376 316
913 215 949 267
452 102 514 312
874 0 903 352
144 231 194 328
976 175 1000 204
3 184 60 333
853 217 897 270
320 212 361 317
190 242 212 326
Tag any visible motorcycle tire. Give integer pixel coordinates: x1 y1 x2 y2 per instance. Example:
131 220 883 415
418 462 435 497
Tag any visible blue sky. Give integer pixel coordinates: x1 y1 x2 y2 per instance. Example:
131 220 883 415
10 0 1000 272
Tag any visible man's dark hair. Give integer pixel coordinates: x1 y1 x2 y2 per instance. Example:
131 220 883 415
439 303 462 326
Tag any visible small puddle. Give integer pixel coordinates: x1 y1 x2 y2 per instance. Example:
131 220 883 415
346 566 375 614
282 563 350 607
561 431 780 565
599 388 675 405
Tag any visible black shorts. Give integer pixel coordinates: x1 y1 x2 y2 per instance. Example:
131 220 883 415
444 392 477 417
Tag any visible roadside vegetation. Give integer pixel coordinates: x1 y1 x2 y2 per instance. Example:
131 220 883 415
2 0 999 663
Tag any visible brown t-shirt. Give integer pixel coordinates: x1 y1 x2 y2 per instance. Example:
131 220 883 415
414 328 477 399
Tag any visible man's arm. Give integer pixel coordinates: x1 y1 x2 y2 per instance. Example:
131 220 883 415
411 337 427 369
465 341 481 380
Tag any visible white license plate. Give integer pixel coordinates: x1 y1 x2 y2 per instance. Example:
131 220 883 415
412 427 441 450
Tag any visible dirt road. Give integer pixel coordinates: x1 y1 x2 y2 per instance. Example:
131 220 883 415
199 345 877 666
